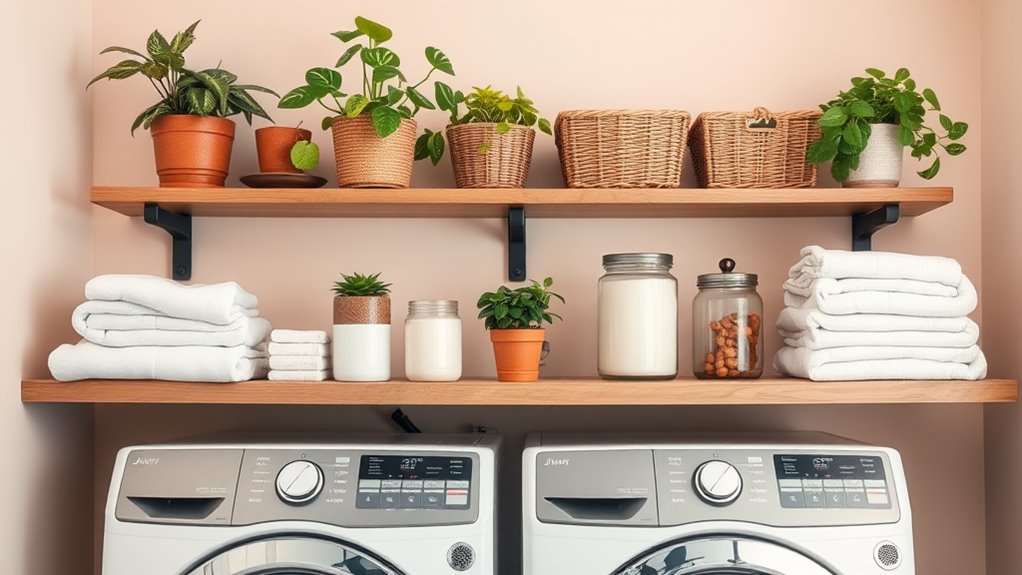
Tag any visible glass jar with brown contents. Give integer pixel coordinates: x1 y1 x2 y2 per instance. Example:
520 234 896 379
693 258 763 379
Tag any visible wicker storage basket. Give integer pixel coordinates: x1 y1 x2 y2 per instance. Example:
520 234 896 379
331 116 416 188
689 107 821 188
555 109 691 188
446 123 536 188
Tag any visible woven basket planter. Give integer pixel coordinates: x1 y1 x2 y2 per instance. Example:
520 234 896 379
689 108 822 189
555 109 691 188
330 116 416 188
446 123 536 188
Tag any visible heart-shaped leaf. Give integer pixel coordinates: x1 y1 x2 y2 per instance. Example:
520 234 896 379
806 136 840 164
290 140 320 170
335 44 362 67
279 86 318 109
371 106 402 138
406 86 435 110
949 122 968 140
425 47 454 75
848 101 874 118
842 122 864 148
865 68 886 80
386 86 404 106
818 106 848 128
306 67 342 90
898 125 914 146
372 65 404 85
361 47 400 68
922 88 941 111
355 16 393 43
894 67 910 82
918 157 941 179
538 118 552 135
345 94 369 117
322 115 339 130
414 130 432 160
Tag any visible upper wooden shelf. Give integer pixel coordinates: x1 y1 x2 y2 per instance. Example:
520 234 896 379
91 186 953 219
22 377 1015 406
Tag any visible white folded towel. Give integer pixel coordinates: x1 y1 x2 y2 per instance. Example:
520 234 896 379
85 275 258 325
73 300 258 333
268 342 330 356
48 341 269 382
74 307 271 348
784 276 959 299
774 345 987 380
269 355 331 370
268 369 332 381
784 276 977 317
271 329 330 344
789 245 963 287
780 319 980 350
777 307 976 333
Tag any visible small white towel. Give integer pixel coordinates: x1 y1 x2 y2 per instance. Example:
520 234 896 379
85 275 258 325
784 276 977 317
74 308 271 348
774 345 987 380
269 355 331 370
784 276 959 299
780 319 980 350
271 329 330 344
777 307 976 333
788 245 963 287
268 342 330 356
268 369 332 381
73 300 258 333
48 341 269 382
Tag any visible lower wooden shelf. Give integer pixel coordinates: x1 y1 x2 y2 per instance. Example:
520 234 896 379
20 378 1017 406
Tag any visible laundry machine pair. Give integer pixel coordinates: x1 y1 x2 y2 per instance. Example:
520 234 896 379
103 432 914 575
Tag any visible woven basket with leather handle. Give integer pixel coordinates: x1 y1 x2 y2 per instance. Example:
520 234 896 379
331 116 416 188
689 108 822 188
555 109 691 188
447 123 536 188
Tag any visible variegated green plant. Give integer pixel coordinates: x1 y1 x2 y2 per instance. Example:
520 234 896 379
87 21 278 134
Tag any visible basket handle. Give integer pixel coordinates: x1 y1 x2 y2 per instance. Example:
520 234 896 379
747 107 778 129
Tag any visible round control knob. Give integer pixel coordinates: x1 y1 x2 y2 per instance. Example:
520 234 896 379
275 460 324 505
693 460 742 506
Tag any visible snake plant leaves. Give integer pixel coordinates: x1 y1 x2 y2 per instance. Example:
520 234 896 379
290 140 320 171
87 60 143 87
306 68 342 91
335 44 362 67
361 47 400 68
279 86 318 109
355 16 392 43
425 47 454 75
405 86 435 110
345 94 369 117
371 106 401 138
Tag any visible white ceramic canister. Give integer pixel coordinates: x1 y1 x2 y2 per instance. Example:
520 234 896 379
332 295 390 381
404 300 462 382
843 123 904 187
598 253 679 379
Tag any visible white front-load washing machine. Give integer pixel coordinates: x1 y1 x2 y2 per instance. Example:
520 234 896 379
103 434 500 575
523 432 913 575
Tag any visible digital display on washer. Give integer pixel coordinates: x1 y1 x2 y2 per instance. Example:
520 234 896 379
774 454 891 510
356 455 471 511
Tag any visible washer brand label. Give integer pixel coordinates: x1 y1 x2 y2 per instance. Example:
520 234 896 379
543 457 570 467
131 456 160 466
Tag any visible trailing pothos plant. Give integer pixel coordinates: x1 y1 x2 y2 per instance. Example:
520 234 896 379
278 16 455 148
476 278 564 330
87 20 278 134
807 67 968 181
416 85 553 160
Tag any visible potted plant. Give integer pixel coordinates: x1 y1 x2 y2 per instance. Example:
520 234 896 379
332 272 392 381
87 21 278 188
807 67 968 187
417 85 552 188
476 278 563 382
279 16 455 188
254 122 317 173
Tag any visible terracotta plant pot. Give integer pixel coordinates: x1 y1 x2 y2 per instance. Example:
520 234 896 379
446 123 536 188
332 295 391 382
255 126 312 173
843 123 904 188
489 328 546 382
150 115 236 188
331 116 416 188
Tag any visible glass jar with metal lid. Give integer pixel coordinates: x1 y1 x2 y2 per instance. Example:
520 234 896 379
405 300 462 382
693 258 763 379
598 253 678 380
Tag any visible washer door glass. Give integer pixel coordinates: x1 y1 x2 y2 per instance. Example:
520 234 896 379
182 536 404 575
612 535 836 575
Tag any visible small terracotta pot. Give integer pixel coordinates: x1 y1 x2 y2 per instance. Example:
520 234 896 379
151 115 235 188
331 116 416 188
255 126 312 173
489 328 546 382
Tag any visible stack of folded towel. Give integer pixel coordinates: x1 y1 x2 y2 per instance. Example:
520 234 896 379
267 330 332 381
773 246 987 381
48 275 270 382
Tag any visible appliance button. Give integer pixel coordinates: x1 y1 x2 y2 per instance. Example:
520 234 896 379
804 490 825 508
843 479 864 489
447 480 470 489
381 479 403 489
778 479 803 488
846 490 868 508
400 491 422 509
359 479 381 489
423 491 444 509
693 460 743 506
424 480 446 489
445 490 469 506
864 479 887 488
801 479 823 488
381 490 400 509
780 490 806 508
823 479 843 488
357 491 380 508
275 460 324 505
402 480 424 489
867 492 890 506
825 490 846 508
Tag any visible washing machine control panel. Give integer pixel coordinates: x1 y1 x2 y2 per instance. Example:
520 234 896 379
355 454 473 511
774 454 892 510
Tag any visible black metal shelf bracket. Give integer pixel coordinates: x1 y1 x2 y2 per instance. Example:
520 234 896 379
508 206 526 282
851 203 900 252
143 203 192 281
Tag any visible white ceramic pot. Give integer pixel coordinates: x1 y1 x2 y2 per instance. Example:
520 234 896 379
333 324 391 381
843 123 904 188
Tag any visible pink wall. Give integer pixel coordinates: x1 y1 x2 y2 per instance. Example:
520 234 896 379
88 1 987 573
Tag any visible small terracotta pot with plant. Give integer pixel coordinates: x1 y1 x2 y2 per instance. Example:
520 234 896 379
87 21 278 188
255 123 317 173
477 278 563 383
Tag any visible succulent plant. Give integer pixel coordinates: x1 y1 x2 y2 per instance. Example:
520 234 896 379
332 272 392 297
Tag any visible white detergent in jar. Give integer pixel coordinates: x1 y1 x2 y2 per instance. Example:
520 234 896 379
598 253 678 379
404 300 462 382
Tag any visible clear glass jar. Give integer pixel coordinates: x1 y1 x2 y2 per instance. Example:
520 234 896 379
693 258 763 379
404 300 462 382
598 253 678 380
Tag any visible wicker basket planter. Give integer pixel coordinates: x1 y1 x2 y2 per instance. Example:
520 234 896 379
330 116 416 188
555 109 691 188
446 123 536 188
689 108 821 189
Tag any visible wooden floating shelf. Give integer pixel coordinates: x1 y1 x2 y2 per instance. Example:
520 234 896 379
21 377 1016 406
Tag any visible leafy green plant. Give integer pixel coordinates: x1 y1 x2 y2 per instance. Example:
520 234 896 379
278 16 455 143
476 278 564 330
332 272 392 297
87 20 278 134
807 67 968 181
288 122 320 171
416 85 553 162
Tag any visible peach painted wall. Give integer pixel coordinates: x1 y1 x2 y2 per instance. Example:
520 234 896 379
88 1 986 573
2 0 96 572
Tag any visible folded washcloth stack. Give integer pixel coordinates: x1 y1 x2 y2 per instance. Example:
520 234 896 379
773 246 987 381
267 329 332 381
48 275 270 382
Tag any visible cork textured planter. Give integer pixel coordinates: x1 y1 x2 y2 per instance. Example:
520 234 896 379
255 126 312 173
446 123 536 188
332 295 391 381
151 115 236 188
844 123 904 188
331 116 416 188
489 328 546 382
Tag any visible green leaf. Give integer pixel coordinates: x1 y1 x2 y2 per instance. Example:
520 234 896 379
898 125 914 146
306 67 342 90
900 114 923 131
543 277 553 288
818 106 849 128
322 116 338 130
335 44 363 68
427 130 445 165
290 140 320 170
170 20 200 54
146 29 171 59
893 91 914 113
87 60 143 87
806 137 840 164
361 47 400 68
371 106 402 137
190 70 230 115
923 132 937 146
387 86 404 106
396 105 413 119
372 65 404 85
355 16 393 43
425 46 454 75
414 132 431 161
100 46 150 60
903 78 916 92
496 122 510 134
894 67 910 82
332 29 365 43
494 303 509 319
865 68 886 80
945 143 967 156
139 60 168 80
922 88 941 111
435 82 456 112
406 86 435 110
842 122 864 149
949 122 969 140
278 86 318 109
538 118 552 135
918 157 941 179
939 114 953 131
345 94 370 117
186 87 216 114
831 156 852 182
848 101 875 118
